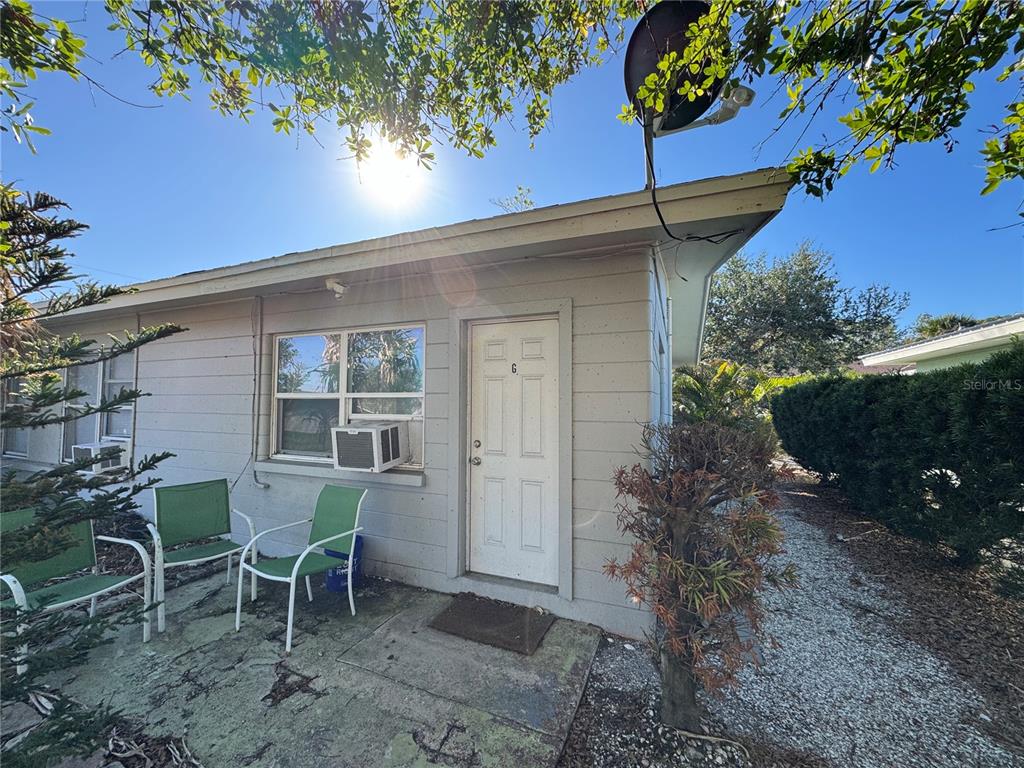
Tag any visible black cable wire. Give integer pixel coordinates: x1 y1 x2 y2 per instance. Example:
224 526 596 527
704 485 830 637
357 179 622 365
631 2 744 281
641 122 743 248
639 123 745 287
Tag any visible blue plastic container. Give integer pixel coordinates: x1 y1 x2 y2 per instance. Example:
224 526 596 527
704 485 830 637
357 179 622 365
324 535 363 592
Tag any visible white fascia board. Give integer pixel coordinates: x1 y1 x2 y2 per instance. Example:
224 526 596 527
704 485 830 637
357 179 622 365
53 168 792 320
860 317 1024 366
662 189 791 366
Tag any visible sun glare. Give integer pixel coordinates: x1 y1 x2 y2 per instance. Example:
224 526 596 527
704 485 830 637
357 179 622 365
358 138 426 209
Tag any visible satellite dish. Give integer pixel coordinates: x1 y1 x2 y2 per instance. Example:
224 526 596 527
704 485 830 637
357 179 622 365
623 0 725 136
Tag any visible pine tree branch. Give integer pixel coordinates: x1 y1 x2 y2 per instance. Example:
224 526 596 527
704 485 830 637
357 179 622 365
2 324 185 378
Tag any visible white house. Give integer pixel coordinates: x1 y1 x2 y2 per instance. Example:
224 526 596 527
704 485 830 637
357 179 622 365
4 169 790 637
860 313 1024 373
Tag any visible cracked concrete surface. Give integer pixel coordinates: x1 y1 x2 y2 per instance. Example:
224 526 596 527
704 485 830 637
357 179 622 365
52 573 600 767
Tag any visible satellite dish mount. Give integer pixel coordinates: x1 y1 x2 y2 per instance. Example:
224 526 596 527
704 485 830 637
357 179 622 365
623 0 755 188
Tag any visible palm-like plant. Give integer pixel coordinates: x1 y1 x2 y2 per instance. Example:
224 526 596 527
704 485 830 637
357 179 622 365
673 359 798 427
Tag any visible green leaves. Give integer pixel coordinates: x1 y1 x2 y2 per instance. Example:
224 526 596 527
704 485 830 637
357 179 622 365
981 99 1024 194
772 341 1024 565
703 243 909 374
625 1 735 122
91 0 629 167
619 0 1023 197
2 0 1019 196
0 0 87 149
491 184 534 214
769 0 1023 196
269 102 294 134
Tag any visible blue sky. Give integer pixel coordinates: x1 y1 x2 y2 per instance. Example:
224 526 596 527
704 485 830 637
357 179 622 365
3 4 1022 329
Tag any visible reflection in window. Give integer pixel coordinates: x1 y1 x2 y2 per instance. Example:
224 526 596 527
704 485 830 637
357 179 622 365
277 335 341 393
347 328 424 394
273 326 425 465
350 397 423 416
278 399 339 457
1 379 30 457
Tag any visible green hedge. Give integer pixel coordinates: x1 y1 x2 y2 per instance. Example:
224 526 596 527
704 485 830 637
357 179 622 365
771 341 1024 564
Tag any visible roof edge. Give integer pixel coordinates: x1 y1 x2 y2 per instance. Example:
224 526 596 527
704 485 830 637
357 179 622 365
861 314 1024 365
55 167 792 320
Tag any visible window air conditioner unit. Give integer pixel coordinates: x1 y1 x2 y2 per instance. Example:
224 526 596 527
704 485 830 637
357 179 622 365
331 422 409 473
72 441 127 474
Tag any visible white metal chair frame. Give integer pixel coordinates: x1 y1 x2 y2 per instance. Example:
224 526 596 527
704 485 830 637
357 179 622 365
148 488 257 633
1 526 152 674
235 514 364 654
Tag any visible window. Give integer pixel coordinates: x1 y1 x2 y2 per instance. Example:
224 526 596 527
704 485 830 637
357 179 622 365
1 379 30 457
273 325 425 465
101 354 135 439
62 352 136 461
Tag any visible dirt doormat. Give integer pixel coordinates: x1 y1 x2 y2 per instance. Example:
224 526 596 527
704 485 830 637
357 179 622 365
429 593 557 655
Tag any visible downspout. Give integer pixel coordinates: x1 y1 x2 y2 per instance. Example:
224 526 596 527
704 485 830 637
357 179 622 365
651 249 673 423
666 295 673 419
130 311 141 467
251 296 269 490
234 295 269 491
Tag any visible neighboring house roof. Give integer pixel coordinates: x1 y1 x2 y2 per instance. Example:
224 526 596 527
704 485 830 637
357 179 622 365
860 313 1024 367
846 361 914 376
54 168 792 365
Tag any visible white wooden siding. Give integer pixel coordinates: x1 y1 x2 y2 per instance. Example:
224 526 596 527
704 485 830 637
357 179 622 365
20 250 661 637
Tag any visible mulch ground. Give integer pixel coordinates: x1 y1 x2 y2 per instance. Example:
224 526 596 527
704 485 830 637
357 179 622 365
779 472 1024 758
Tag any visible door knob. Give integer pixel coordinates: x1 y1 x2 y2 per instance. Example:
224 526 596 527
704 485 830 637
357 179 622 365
470 456 482 466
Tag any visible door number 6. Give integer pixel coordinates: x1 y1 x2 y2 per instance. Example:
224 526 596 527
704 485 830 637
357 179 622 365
511 363 517 374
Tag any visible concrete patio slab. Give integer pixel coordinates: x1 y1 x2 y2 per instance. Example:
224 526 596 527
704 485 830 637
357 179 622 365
53 571 600 767
338 590 598 735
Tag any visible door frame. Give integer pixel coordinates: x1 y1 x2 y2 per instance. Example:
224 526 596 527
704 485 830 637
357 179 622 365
447 299 573 600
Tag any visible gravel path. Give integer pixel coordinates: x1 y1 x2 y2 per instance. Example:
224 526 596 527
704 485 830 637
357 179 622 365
707 507 1022 768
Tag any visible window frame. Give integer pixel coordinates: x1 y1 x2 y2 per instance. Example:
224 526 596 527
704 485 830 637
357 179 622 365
100 356 135 441
1 379 30 458
61 354 136 463
270 322 426 467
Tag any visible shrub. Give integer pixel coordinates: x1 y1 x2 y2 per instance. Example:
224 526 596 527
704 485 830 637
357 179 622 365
771 341 1024 564
607 361 796 731
605 423 796 730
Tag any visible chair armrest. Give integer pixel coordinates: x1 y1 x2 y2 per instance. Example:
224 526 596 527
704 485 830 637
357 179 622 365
231 508 257 540
0 573 28 610
239 518 313 564
95 535 152 578
146 522 162 550
308 527 363 553
290 527 364 581
250 518 312 540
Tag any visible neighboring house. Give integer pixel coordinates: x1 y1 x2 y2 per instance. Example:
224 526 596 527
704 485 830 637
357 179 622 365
4 170 790 637
860 313 1024 374
845 362 914 376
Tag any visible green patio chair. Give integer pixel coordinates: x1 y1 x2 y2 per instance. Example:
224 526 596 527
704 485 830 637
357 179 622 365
235 485 365 653
1 507 152 672
149 479 256 633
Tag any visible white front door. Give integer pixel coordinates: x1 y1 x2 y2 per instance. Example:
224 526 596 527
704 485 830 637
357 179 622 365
468 318 559 586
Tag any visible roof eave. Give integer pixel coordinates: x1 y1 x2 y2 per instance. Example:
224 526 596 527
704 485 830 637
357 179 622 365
860 317 1024 365
52 167 792 322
